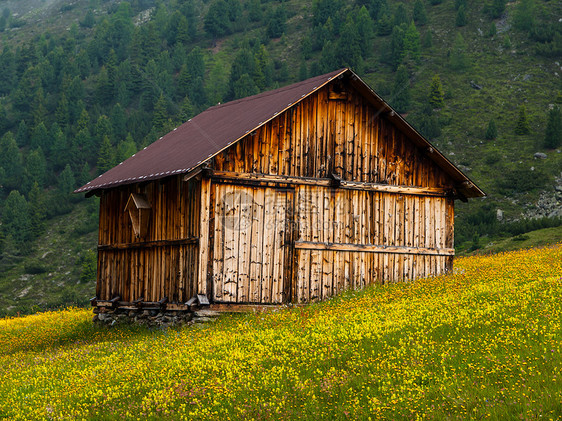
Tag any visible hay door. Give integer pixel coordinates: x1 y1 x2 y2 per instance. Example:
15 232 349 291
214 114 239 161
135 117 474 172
212 184 293 304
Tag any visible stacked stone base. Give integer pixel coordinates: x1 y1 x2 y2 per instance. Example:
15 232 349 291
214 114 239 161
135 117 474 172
93 307 193 328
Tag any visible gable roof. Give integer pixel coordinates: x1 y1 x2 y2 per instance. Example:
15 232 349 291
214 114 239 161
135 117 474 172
76 68 484 198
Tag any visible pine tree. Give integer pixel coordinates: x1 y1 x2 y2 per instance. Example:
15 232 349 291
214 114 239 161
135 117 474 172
544 107 562 148
15 120 28 147
514 0 535 32
97 135 115 174
77 162 91 187
455 0 467 10
393 4 409 27
25 147 47 187
392 65 411 113
248 0 262 22
390 24 406 70
28 181 45 237
3 190 31 251
485 118 497 140
179 96 195 121
0 131 23 191
50 124 68 171
30 122 49 151
377 13 393 36
413 0 428 26
403 21 421 62
117 134 138 163
356 6 374 57
204 0 230 39
233 73 259 99
514 105 530 135
299 60 308 81
429 74 444 109
456 5 467 27
450 33 469 71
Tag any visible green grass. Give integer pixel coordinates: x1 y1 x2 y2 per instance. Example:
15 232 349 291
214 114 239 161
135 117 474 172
476 224 562 255
0 200 97 317
1 245 561 420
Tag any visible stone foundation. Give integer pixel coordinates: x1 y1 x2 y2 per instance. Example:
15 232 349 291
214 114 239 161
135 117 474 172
93 307 194 328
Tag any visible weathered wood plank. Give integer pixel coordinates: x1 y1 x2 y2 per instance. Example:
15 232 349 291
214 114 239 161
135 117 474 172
294 241 455 256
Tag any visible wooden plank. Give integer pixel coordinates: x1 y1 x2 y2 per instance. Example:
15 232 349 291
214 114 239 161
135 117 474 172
261 188 274 303
210 170 449 196
294 241 455 256
249 187 264 302
197 177 211 296
97 237 199 251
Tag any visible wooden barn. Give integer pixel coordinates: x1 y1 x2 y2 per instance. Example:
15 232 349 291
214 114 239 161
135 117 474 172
77 68 484 313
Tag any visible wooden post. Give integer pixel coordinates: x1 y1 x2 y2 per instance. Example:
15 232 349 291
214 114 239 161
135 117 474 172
198 177 211 297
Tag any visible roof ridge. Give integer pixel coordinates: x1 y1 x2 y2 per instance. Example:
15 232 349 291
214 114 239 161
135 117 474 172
201 68 346 114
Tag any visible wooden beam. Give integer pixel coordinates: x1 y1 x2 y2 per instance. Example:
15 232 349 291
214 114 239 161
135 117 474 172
197 177 211 296
209 170 450 197
97 237 198 251
211 170 332 187
294 241 455 256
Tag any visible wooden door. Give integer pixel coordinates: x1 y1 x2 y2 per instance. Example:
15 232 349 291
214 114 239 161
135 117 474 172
212 184 293 303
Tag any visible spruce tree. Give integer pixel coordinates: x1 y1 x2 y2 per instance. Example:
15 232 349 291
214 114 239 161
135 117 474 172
413 0 428 26
392 65 411 113
403 22 421 62
514 105 530 135
25 147 47 187
485 118 497 140
152 94 168 130
0 131 23 191
450 33 469 71
429 74 444 109
514 0 535 31
15 120 28 147
456 5 467 27
3 190 31 251
544 107 562 148
28 181 45 237
97 135 115 174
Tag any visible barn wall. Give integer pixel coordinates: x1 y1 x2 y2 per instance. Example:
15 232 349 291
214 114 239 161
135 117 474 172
293 185 454 303
212 83 453 189
208 82 456 303
97 176 200 303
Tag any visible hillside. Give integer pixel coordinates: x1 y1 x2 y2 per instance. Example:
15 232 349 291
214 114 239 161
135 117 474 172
0 0 561 314
1 245 561 419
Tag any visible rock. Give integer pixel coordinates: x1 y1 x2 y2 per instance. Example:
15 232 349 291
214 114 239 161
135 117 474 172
193 310 221 318
534 152 547 159
470 81 483 90
496 209 504 222
194 317 216 323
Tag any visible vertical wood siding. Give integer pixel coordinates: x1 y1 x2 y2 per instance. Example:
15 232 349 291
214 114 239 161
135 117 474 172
97 176 200 302
212 83 453 190
292 186 454 303
211 184 293 303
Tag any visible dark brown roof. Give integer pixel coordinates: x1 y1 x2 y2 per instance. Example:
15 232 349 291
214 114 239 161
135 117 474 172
76 68 484 198
75 69 346 193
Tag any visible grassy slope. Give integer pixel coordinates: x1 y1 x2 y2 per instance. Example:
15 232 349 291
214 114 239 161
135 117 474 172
1 245 561 420
0 200 97 316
